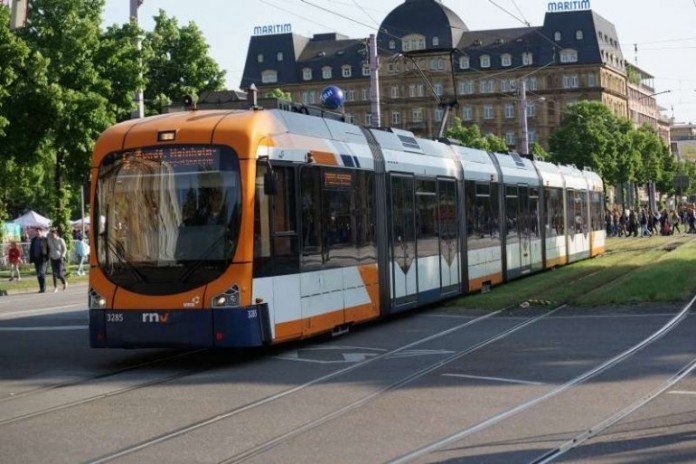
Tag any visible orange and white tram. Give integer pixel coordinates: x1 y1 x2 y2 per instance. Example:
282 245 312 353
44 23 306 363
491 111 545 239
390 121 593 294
88 106 604 349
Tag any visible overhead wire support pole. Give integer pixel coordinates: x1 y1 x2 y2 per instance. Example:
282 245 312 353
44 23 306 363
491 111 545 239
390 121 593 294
369 34 381 128
518 78 529 155
130 0 145 119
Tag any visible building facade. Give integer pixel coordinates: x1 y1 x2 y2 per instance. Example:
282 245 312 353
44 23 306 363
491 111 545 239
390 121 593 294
241 0 663 152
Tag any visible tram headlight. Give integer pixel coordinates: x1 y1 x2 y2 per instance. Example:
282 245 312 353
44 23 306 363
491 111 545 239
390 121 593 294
89 288 107 309
212 284 240 308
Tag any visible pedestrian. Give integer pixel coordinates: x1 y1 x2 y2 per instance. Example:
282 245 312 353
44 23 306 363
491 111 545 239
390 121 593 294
671 209 681 235
47 228 68 292
7 241 23 281
29 228 49 293
74 234 90 276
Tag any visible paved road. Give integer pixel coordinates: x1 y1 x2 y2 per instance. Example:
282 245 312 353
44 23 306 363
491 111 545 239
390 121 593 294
0 290 694 463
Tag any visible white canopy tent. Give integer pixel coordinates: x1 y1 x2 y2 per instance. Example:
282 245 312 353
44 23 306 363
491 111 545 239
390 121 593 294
12 210 52 229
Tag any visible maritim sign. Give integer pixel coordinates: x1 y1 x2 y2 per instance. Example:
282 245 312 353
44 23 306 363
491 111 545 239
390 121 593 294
253 23 292 36
548 1 591 12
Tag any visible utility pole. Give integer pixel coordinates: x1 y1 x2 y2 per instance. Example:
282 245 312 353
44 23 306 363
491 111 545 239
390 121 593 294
518 79 529 155
130 0 144 119
9 0 28 29
369 34 381 127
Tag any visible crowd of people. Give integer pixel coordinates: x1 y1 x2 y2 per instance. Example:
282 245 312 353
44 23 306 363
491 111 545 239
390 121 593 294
605 206 696 238
4 227 90 293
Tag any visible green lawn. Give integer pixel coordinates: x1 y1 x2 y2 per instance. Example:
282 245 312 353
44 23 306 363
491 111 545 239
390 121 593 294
0 264 89 294
444 235 696 310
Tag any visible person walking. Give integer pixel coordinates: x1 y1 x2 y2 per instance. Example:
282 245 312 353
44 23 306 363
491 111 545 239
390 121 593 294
74 235 90 276
7 241 22 281
47 228 68 292
29 228 49 293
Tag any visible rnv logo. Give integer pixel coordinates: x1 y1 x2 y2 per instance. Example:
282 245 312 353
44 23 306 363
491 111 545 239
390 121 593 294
142 312 170 323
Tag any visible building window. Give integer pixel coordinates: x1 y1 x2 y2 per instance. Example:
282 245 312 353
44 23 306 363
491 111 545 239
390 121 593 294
479 79 494 94
302 68 312 81
504 103 515 119
459 56 470 69
458 80 474 95
500 79 515 92
261 70 278 83
361 88 369 101
402 34 426 52
322 66 332 79
562 74 579 88
392 111 401 124
525 76 538 91
554 31 562 41
433 36 440 47
434 82 443 96
301 90 317 104
529 129 537 143
430 58 438 70
365 113 372 125
362 64 370 76
346 89 355 101
576 30 584 40
437 57 445 70
501 53 512 67
417 84 425 97
412 108 423 122
389 40 396 49
276 52 284 61
342 65 352 78
409 84 416 98
505 131 516 145
522 52 533 65
527 103 536 117
560 49 578 63
480 54 491 68
435 107 444 122
390 86 399 98
257 53 264 63
462 106 473 121
587 73 596 87
483 105 494 120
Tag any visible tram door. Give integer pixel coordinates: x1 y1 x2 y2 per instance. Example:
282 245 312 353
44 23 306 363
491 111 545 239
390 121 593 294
518 185 533 274
390 175 418 309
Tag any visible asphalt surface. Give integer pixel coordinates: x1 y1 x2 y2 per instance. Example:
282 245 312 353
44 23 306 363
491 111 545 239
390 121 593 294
0 287 694 463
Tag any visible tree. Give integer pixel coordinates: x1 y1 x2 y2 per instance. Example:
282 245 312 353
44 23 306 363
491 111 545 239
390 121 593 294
142 10 226 114
548 101 620 183
265 88 292 100
530 142 549 160
446 118 508 152
14 0 116 237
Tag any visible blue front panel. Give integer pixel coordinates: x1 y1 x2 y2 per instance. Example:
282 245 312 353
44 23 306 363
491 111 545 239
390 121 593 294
90 304 272 349
103 309 213 348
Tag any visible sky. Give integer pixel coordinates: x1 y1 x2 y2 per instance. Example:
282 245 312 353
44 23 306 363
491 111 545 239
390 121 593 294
103 0 696 124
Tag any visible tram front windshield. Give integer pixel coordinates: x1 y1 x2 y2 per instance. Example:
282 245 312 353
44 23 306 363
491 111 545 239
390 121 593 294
95 145 241 295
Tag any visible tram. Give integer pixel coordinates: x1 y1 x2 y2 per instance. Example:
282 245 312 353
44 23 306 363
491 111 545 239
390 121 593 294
88 103 605 349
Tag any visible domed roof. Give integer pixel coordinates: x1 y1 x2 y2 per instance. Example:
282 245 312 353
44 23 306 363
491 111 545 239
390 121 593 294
377 0 467 52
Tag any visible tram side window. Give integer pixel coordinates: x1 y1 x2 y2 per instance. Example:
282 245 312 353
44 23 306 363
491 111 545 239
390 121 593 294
591 192 604 231
438 179 458 258
391 176 416 271
566 189 586 234
253 164 298 277
529 187 540 238
545 187 563 237
505 185 519 243
465 181 497 250
416 180 438 258
300 167 375 271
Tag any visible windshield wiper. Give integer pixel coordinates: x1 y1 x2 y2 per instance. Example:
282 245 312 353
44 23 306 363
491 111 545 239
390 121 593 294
105 238 150 284
178 232 229 284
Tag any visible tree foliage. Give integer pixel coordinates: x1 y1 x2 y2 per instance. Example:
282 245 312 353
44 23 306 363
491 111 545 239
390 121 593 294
0 3 227 227
142 10 226 114
446 118 508 152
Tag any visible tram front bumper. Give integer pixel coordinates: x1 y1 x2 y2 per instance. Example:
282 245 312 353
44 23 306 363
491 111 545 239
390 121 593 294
89 304 272 349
